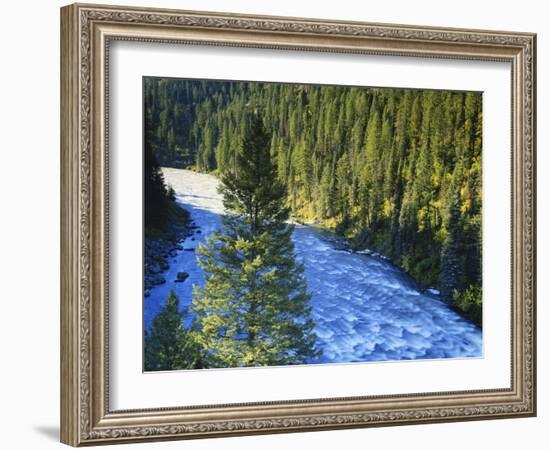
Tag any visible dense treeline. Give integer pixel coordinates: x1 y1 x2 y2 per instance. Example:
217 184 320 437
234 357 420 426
144 78 482 325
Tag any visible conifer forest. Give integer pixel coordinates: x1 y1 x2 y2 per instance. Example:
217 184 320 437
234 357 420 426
143 77 483 371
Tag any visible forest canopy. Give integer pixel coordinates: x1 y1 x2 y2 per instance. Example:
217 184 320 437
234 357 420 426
144 77 483 325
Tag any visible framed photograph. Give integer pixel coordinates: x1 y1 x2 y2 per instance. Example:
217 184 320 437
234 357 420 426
60 3 537 446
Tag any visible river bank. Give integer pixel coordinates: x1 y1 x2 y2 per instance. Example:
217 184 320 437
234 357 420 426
144 227 188 297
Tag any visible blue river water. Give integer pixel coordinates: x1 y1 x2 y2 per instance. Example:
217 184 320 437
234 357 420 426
144 169 482 364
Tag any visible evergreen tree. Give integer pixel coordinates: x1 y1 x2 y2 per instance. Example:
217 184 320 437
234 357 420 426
143 139 170 230
440 164 465 303
192 113 318 368
144 290 201 371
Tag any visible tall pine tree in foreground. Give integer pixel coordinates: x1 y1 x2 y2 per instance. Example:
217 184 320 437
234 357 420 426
144 290 201 371
192 113 318 368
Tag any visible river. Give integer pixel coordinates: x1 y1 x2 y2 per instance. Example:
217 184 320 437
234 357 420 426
144 168 482 364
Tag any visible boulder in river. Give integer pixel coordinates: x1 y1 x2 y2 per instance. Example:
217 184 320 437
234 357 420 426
175 271 189 283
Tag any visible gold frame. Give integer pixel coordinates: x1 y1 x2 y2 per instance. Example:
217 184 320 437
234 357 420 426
60 3 537 446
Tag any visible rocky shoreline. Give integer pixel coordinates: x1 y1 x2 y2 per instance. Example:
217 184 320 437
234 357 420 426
144 220 200 298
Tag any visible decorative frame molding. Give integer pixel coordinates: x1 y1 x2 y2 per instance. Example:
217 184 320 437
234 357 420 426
60 3 536 446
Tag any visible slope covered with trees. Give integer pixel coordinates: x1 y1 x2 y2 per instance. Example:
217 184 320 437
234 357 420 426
144 77 483 325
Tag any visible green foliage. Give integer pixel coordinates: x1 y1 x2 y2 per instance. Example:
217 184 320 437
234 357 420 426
145 78 482 311
452 284 482 327
144 290 202 371
192 113 319 368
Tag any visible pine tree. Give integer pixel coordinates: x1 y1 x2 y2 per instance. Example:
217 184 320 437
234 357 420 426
336 152 351 223
319 164 334 219
440 164 465 303
143 139 168 230
192 113 318 368
144 290 201 371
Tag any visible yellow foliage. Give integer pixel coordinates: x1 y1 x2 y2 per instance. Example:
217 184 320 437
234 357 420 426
321 217 339 230
460 185 471 213
416 207 427 231
382 198 394 218
435 228 447 243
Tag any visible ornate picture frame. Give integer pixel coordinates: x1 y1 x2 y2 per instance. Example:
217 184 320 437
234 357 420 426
60 3 536 446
